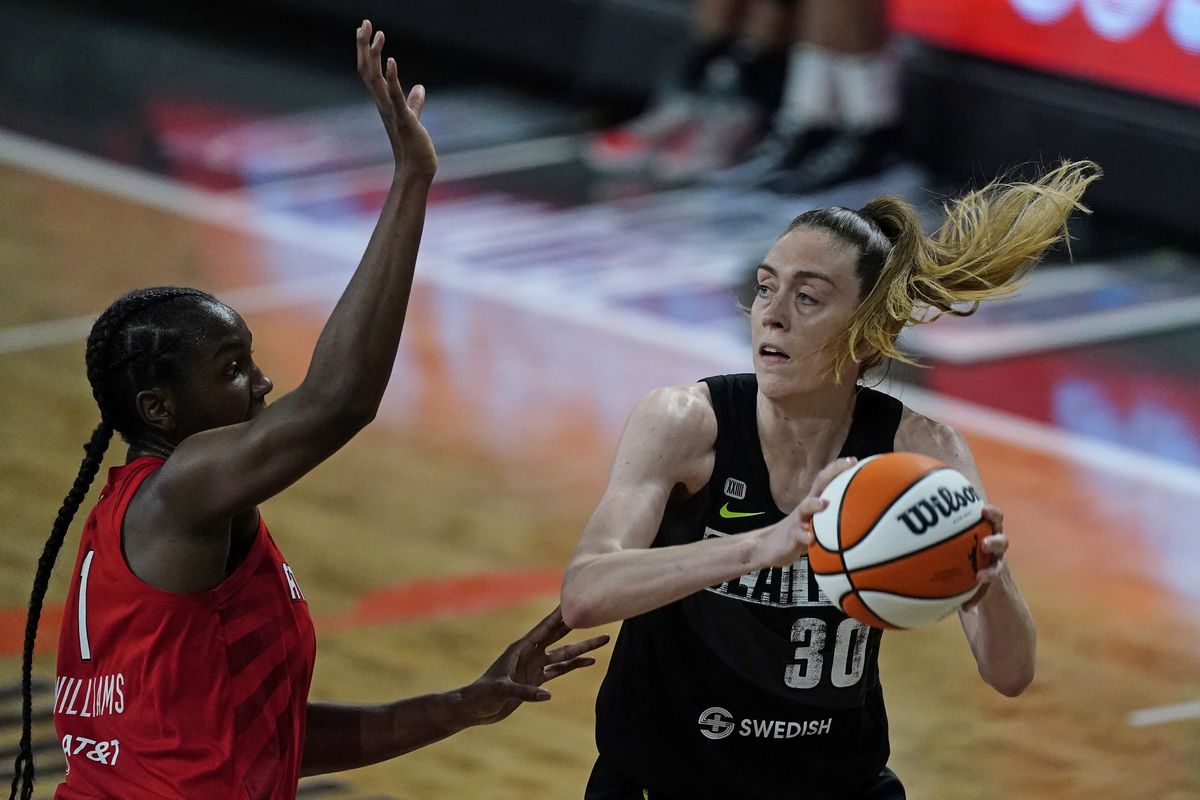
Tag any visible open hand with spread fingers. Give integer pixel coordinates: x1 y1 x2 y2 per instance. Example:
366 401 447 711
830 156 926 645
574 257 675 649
459 606 610 726
356 19 437 178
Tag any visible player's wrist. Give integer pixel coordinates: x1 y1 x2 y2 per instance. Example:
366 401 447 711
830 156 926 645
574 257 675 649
392 166 435 188
743 524 776 571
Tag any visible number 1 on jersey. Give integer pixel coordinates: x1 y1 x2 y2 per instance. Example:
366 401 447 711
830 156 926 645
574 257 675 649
78 549 95 661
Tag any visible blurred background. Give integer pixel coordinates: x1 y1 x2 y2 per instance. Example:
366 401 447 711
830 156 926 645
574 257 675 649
1 1 1198 798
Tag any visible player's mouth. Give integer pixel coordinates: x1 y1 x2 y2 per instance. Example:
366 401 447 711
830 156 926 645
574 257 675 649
759 344 791 364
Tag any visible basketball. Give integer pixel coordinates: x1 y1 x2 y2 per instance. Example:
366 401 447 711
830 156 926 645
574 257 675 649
808 452 994 630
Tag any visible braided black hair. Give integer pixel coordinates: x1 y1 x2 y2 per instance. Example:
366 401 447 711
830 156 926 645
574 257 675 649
9 286 221 800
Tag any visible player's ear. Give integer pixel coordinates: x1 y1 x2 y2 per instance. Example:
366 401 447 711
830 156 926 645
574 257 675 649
136 388 177 433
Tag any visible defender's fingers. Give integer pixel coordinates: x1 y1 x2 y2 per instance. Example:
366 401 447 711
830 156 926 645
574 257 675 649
545 634 610 663
522 606 570 648
407 84 427 118
355 24 368 74
543 657 598 681
504 682 551 702
385 58 408 109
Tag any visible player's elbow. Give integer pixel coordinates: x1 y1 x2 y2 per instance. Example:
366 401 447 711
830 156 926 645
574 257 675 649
559 597 590 630
560 584 596 630
335 403 378 432
560 565 605 630
983 663 1034 697
992 674 1033 698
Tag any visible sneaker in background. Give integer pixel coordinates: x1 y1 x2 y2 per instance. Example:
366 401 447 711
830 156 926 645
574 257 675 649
708 126 837 187
763 125 903 195
584 94 700 174
650 96 765 183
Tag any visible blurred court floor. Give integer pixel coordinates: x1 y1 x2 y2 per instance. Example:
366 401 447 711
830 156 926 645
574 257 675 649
2 3 1199 799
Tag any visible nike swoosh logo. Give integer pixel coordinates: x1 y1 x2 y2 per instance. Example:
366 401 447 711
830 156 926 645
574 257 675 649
719 503 765 519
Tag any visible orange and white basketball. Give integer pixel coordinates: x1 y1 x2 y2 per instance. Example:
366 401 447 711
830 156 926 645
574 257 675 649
808 452 994 630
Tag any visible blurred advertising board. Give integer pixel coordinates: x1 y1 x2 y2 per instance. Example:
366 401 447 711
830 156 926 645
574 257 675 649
891 0 1200 106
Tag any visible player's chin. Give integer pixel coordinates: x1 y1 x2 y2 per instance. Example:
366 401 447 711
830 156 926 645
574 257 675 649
754 361 791 386
756 368 819 399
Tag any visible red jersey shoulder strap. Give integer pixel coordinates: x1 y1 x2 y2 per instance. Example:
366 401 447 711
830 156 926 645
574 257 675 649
91 456 165 554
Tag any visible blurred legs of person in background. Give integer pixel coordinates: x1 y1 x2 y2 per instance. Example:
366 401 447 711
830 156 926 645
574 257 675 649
724 0 903 193
586 0 795 181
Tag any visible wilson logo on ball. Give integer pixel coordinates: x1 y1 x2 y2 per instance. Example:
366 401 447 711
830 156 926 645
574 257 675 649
894 486 982 535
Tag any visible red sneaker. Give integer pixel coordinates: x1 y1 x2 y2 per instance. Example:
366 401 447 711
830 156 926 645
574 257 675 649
584 95 699 173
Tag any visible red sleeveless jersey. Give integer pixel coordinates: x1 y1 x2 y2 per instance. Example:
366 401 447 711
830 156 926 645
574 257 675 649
53 457 317 800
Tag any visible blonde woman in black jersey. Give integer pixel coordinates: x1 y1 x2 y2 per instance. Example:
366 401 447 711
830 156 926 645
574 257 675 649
561 162 1099 800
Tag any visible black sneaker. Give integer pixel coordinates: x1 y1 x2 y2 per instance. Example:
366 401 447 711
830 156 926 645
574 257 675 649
708 126 838 187
763 125 903 195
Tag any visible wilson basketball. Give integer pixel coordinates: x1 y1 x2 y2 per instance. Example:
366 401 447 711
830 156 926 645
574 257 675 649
808 452 994 630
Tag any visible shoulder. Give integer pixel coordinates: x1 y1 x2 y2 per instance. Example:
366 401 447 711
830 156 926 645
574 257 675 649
615 383 717 490
628 383 716 444
895 406 977 476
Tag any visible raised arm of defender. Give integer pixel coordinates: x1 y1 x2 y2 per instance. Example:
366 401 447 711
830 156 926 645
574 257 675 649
153 21 438 527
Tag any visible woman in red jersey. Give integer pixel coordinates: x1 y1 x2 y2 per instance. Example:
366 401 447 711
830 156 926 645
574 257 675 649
8 20 607 800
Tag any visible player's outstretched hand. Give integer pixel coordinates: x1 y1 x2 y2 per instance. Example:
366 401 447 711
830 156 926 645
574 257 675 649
961 504 1008 612
356 19 437 178
459 606 609 726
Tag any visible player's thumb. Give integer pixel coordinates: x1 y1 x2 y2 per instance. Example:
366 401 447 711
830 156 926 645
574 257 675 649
508 682 551 702
408 84 426 117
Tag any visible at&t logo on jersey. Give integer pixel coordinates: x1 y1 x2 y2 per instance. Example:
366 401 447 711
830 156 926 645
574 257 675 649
698 707 833 740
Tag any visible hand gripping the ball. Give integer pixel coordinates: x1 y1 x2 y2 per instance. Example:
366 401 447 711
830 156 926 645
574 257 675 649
961 505 1008 612
751 457 860 569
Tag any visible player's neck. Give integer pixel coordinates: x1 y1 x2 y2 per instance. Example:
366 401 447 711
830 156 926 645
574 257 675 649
755 382 858 471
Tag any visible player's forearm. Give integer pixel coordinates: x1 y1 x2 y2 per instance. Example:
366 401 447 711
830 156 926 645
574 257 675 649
561 531 764 628
301 692 472 776
960 566 1036 696
300 173 432 421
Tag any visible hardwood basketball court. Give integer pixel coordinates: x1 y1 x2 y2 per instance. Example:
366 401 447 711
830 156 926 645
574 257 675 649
2 66 1199 800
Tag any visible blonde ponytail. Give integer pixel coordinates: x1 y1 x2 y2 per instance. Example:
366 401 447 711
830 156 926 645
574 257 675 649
836 159 1101 375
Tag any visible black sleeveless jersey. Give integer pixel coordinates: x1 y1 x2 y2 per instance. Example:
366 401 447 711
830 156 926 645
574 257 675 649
594 374 904 800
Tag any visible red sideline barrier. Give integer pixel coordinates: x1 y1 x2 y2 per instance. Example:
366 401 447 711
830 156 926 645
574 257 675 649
891 0 1200 106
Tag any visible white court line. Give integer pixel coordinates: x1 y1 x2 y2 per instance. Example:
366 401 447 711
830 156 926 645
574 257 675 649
0 273 353 355
1127 700 1200 727
2 126 1200 499
905 296 1200 363
221 134 580 204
